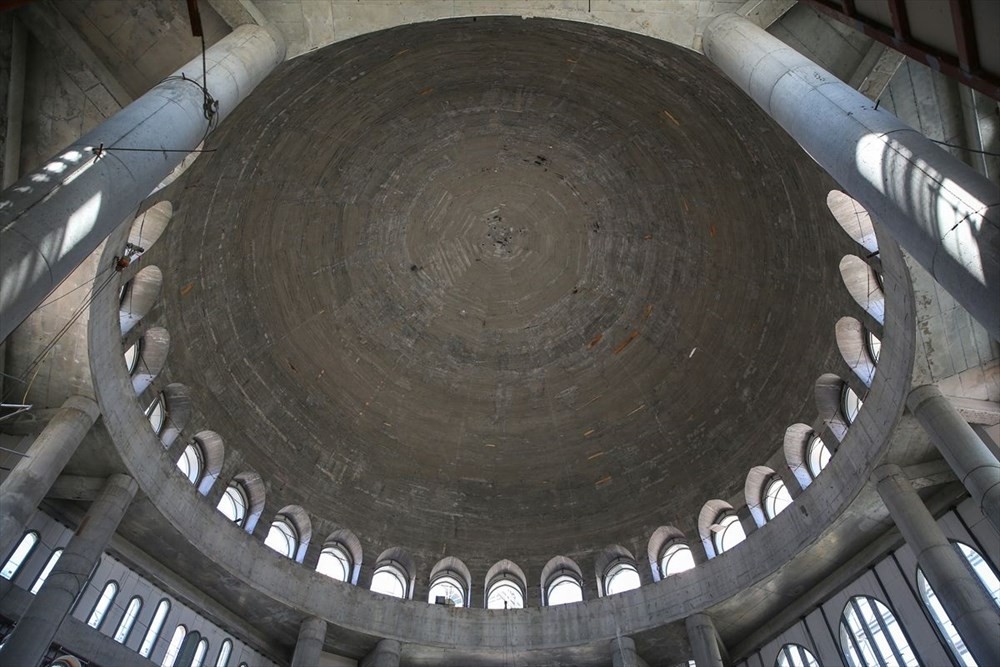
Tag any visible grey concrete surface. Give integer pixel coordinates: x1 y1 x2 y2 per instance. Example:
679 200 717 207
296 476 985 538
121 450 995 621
686 613 723 667
291 616 328 667
362 639 401 667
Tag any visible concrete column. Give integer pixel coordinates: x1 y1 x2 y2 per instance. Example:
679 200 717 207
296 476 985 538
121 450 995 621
3 16 26 188
610 636 640 667
0 396 99 558
361 639 402 667
702 13 1000 340
0 474 137 667
0 25 286 342
290 616 326 667
874 464 1000 665
908 385 1000 532
686 612 724 667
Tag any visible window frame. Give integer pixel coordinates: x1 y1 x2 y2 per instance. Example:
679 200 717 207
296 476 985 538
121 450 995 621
774 643 821 667
486 575 525 610
86 580 119 630
1 531 40 581
602 559 641 596
145 394 166 435
839 595 919 667
30 548 63 594
316 543 353 583
192 637 210 667
806 434 832 479
264 517 299 559
161 624 187 667
763 475 793 520
659 541 696 578
545 571 584 606
124 339 141 375
114 595 143 645
177 441 205 486
427 572 467 607
712 513 746 555
216 482 249 527
139 598 171 658
215 638 233 667
866 329 882 365
370 561 409 599
841 384 863 425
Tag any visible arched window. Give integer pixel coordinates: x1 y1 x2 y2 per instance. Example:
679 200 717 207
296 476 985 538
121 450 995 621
866 329 881 364
139 599 171 658
87 580 118 629
146 394 166 434
428 573 466 606
1 531 39 580
546 573 584 606
30 548 63 594
712 513 746 554
775 643 820 667
192 638 209 667
806 435 832 478
917 569 974 666
215 639 233 667
264 518 298 558
486 578 524 609
161 625 187 667
958 542 1000 604
124 339 140 375
842 385 863 425
660 542 696 577
840 595 918 667
763 477 793 519
603 561 641 596
216 483 248 526
114 596 143 644
371 563 408 599
316 544 352 582
177 442 204 485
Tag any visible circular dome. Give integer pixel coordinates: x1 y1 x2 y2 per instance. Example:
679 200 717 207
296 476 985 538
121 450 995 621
160 17 850 567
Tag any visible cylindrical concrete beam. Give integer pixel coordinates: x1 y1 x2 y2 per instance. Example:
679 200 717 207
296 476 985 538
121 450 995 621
874 464 1000 665
290 616 327 667
908 385 1000 532
686 612 724 667
611 636 640 667
0 396 99 558
0 474 137 667
362 639 402 667
3 16 26 189
702 13 1000 340
0 24 286 342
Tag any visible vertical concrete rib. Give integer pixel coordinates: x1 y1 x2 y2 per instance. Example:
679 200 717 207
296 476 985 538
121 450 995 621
290 616 327 667
702 13 1000 340
0 474 137 667
0 395 99 558
0 24 286 342
874 464 1000 666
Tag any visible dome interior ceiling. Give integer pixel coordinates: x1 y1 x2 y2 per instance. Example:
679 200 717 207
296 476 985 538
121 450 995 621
158 17 852 564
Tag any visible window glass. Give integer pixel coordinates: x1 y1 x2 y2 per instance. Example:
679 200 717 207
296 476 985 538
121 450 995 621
842 385 863 425
192 638 209 667
604 562 641 596
124 340 140 375
546 574 583 606
918 569 975 666
215 639 233 667
264 519 297 558
316 545 352 582
763 477 793 519
840 595 918 667
807 435 832 478
139 599 171 657
177 443 204 485
114 596 143 643
775 643 820 667
371 564 407 598
30 548 62 594
714 514 746 554
146 396 165 434
957 543 1000 605
1 531 39 580
660 543 696 577
161 625 187 667
428 574 465 606
216 484 247 526
487 579 524 609
866 330 882 364
87 581 118 629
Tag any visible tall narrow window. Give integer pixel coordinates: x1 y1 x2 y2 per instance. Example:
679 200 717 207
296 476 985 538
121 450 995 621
806 435 832 478
428 573 466 606
30 548 62 594
603 561 641 596
546 573 583 606
146 395 166 434
215 639 233 667
713 514 745 554
958 543 1000 604
124 340 140 375
918 569 975 666
114 596 143 644
316 544 352 582
763 477 793 519
1 531 39 580
87 581 119 629
139 599 171 658
192 638 210 667
216 483 248 526
264 518 298 559
177 442 204 485
660 542 695 577
840 595 918 667
161 625 187 667
775 643 820 667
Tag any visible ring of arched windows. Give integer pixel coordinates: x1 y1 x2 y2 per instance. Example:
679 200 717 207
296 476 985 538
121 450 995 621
130 327 169 395
840 255 885 325
826 191 878 254
540 556 584 606
594 545 640 597
783 423 817 490
647 525 686 582
814 373 850 442
744 465 778 528
699 500 746 558
659 540 696 578
1 531 40 581
762 476 793 520
119 265 162 335
185 430 224 496
839 595 918 667
216 471 264 533
316 542 353 583
273 506 311 562
484 560 527 609
317 528 362 584
371 547 415 600
836 316 878 388
428 557 471 607
126 201 172 261
156 383 192 449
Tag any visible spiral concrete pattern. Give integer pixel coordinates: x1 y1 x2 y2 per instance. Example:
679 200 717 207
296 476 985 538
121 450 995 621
159 17 854 569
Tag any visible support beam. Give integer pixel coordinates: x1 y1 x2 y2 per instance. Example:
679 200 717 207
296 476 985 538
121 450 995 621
736 0 796 29
290 616 327 667
847 43 905 102
2 15 26 188
361 639 402 667
611 636 648 667
702 13 1000 340
686 613 725 667
0 474 138 667
0 24 285 343
46 473 106 500
875 464 1000 665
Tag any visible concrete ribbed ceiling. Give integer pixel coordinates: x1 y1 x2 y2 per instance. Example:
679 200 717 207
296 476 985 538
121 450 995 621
160 17 850 569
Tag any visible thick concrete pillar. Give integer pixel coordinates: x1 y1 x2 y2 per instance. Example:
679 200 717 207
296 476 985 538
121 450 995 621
0 25 286 342
290 616 326 667
908 385 1000 532
361 639 402 667
0 474 137 667
702 13 1000 340
686 612 724 667
0 396 99 558
610 636 640 667
3 16 26 188
874 464 1000 665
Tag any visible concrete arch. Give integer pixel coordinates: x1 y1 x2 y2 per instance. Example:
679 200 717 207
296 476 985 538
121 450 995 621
827 191 878 255
275 505 312 563
484 559 528 607
127 201 172 259
120 265 162 335
540 555 584 604
429 556 472 606
783 423 815 490
840 255 885 325
374 546 416 599
231 470 266 534
647 525 687 582
744 465 776 528
189 430 224 496
697 500 734 560
323 527 363 585
158 383 191 449
814 373 850 442
837 316 877 388
130 327 169 396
